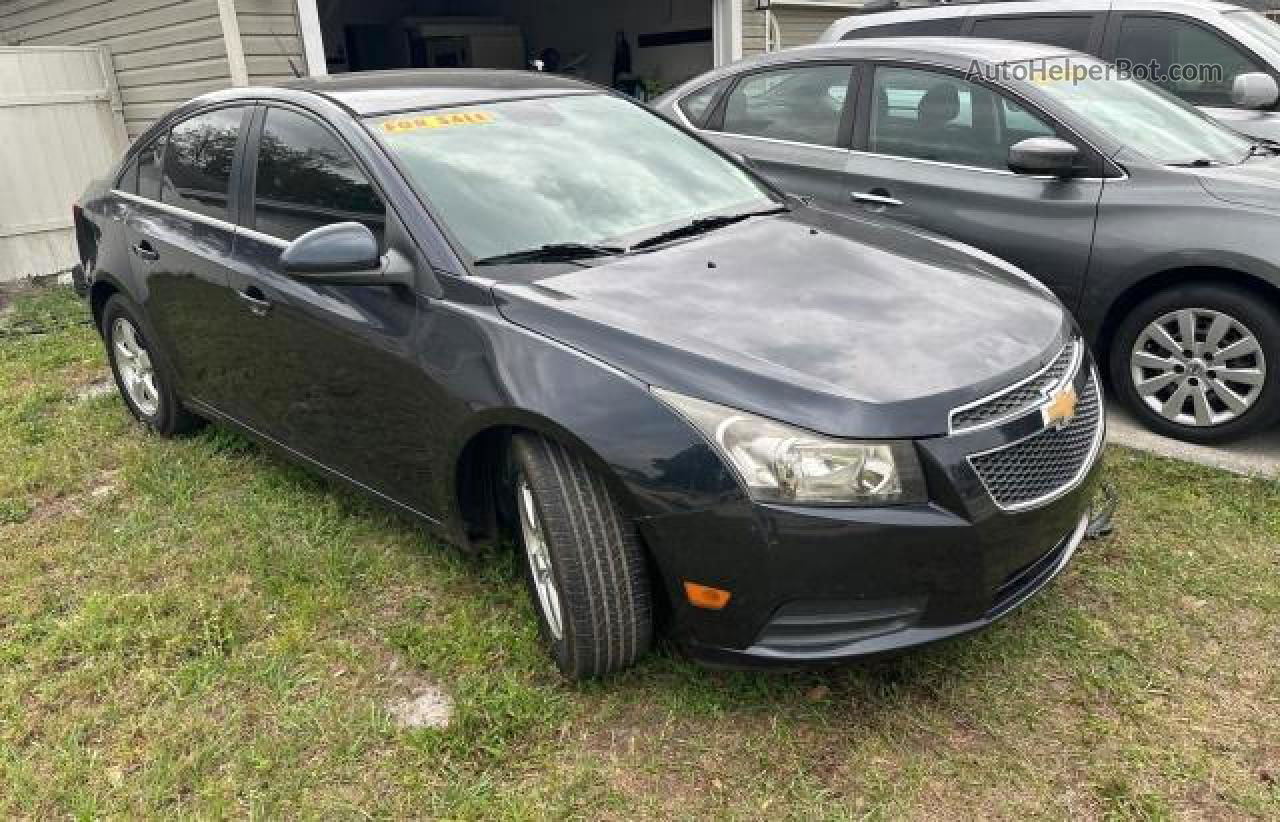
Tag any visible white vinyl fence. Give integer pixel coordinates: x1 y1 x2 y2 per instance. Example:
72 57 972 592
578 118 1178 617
0 45 128 281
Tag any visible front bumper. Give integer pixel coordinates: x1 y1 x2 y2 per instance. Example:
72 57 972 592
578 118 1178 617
637 343 1105 668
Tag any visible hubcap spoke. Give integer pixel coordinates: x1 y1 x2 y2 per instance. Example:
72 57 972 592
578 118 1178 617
1216 335 1260 361
1214 367 1265 387
1175 309 1197 353
1189 384 1213 426
1209 379 1249 413
1135 371 1180 396
1132 351 1178 373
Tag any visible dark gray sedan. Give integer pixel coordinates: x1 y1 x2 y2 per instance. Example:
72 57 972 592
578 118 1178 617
656 37 1280 443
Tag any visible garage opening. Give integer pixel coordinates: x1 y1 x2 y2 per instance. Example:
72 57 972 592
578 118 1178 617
306 0 725 99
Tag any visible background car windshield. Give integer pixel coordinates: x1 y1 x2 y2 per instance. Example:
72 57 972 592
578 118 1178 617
1027 58 1253 165
372 94 772 261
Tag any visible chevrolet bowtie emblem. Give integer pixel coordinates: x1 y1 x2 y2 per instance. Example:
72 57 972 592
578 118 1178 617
1042 385 1079 430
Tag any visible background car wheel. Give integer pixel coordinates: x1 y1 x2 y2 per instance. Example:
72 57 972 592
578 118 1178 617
102 294 203 437
1111 284 1280 443
511 432 652 679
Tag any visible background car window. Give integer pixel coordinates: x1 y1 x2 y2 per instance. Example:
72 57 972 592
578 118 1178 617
870 67 1056 170
720 64 853 147
253 107 386 244
1116 15 1267 108
841 18 964 39
970 15 1094 52
679 77 730 127
162 108 243 221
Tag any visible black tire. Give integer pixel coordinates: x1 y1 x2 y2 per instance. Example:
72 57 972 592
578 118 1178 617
1110 283 1280 443
102 294 203 437
511 433 652 679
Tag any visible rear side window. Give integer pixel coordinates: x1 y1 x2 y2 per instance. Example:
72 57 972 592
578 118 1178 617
720 64 854 147
1115 15 1269 108
970 15 1095 52
137 134 166 201
679 77 730 127
162 108 245 221
252 107 385 244
841 18 964 39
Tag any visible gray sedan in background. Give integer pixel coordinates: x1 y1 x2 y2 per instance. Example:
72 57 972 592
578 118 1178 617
656 37 1280 443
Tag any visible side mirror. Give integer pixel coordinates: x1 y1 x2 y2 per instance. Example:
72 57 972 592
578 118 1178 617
280 222 386 284
1008 137 1081 179
1231 72 1279 110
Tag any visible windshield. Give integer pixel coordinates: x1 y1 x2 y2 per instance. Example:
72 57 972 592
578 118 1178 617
1225 10 1280 58
371 94 774 261
1024 57 1254 166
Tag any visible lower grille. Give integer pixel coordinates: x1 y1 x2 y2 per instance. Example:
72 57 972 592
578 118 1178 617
987 534 1071 617
969 371 1103 510
754 597 925 654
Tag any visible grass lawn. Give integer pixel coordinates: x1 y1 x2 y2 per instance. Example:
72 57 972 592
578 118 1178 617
1 284 1277 819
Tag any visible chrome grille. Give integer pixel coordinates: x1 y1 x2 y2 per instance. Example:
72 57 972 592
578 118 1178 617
969 371 1103 511
951 340 1080 432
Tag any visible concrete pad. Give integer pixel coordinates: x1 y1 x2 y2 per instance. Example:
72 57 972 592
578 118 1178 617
1106 405 1280 478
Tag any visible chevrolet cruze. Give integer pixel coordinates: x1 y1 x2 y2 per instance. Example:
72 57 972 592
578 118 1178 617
73 70 1104 679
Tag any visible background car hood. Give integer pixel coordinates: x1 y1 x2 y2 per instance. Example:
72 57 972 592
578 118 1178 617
491 209 1069 438
1195 155 1280 211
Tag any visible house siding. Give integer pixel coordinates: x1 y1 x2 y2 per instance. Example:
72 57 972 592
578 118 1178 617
742 3 860 56
235 0 304 85
0 0 233 137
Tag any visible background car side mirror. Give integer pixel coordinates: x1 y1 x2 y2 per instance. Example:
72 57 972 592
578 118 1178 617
1008 137 1081 179
280 222 403 286
1231 72 1279 110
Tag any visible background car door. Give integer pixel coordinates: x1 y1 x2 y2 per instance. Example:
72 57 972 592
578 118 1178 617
220 105 444 515
119 106 251 409
1104 12 1280 141
842 64 1103 309
701 61 860 211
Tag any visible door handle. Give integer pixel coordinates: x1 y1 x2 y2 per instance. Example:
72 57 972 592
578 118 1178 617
851 190 904 208
131 241 159 261
236 286 273 317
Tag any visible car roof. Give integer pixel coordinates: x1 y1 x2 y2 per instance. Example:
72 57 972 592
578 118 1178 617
726 36 1085 71
818 0 1247 42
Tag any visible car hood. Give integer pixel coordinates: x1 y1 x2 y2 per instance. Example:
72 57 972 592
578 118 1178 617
1195 154 1280 211
491 209 1070 438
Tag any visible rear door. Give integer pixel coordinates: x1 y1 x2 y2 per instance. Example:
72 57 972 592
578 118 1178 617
699 61 861 211
119 106 252 409
843 63 1104 309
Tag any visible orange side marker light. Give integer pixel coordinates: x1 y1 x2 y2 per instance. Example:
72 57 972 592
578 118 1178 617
684 581 732 610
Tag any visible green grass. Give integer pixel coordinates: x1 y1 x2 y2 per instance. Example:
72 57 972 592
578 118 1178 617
1 284 1277 819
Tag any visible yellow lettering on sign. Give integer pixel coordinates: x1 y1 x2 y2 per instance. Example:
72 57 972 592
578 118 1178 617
381 111 495 133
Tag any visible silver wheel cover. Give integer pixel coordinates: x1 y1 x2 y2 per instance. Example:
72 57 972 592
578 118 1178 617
111 317 161 417
518 476 564 641
1130 307 1266 427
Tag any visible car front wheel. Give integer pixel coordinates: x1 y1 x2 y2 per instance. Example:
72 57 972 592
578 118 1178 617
1112 284 1280 443
511 432 652 679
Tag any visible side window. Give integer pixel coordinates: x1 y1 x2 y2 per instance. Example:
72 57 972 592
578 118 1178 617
137 134 166 201
162 108 244 221
869 66 1058 171
970 15 1095 52
253 107 386 244
841 19 964 39
719 64 854 147
1116 15 1268 107
678 77 730 127
116 155 139 195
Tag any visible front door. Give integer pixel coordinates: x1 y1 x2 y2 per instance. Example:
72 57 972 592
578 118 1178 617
220 104 443 516
843 64 1103 309
701 61 861 211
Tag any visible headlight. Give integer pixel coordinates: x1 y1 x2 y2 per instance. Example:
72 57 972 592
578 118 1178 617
653 387 926 506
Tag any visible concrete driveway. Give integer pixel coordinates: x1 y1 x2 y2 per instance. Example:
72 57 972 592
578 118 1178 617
1107 406 1280 478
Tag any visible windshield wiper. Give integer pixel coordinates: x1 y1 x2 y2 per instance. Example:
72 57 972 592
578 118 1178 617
1168 158 1218 168
629 206 789 251
473 242 626 266
1242 140 1280 162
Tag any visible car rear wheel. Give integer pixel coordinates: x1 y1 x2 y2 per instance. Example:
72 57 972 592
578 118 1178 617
102 295 203 437
1112 284 1280 443
511 432 652 679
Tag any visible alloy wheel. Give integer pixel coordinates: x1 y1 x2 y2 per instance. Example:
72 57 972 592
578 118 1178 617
1129 307 1267 427
111 317 160 417
517 476 564 641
